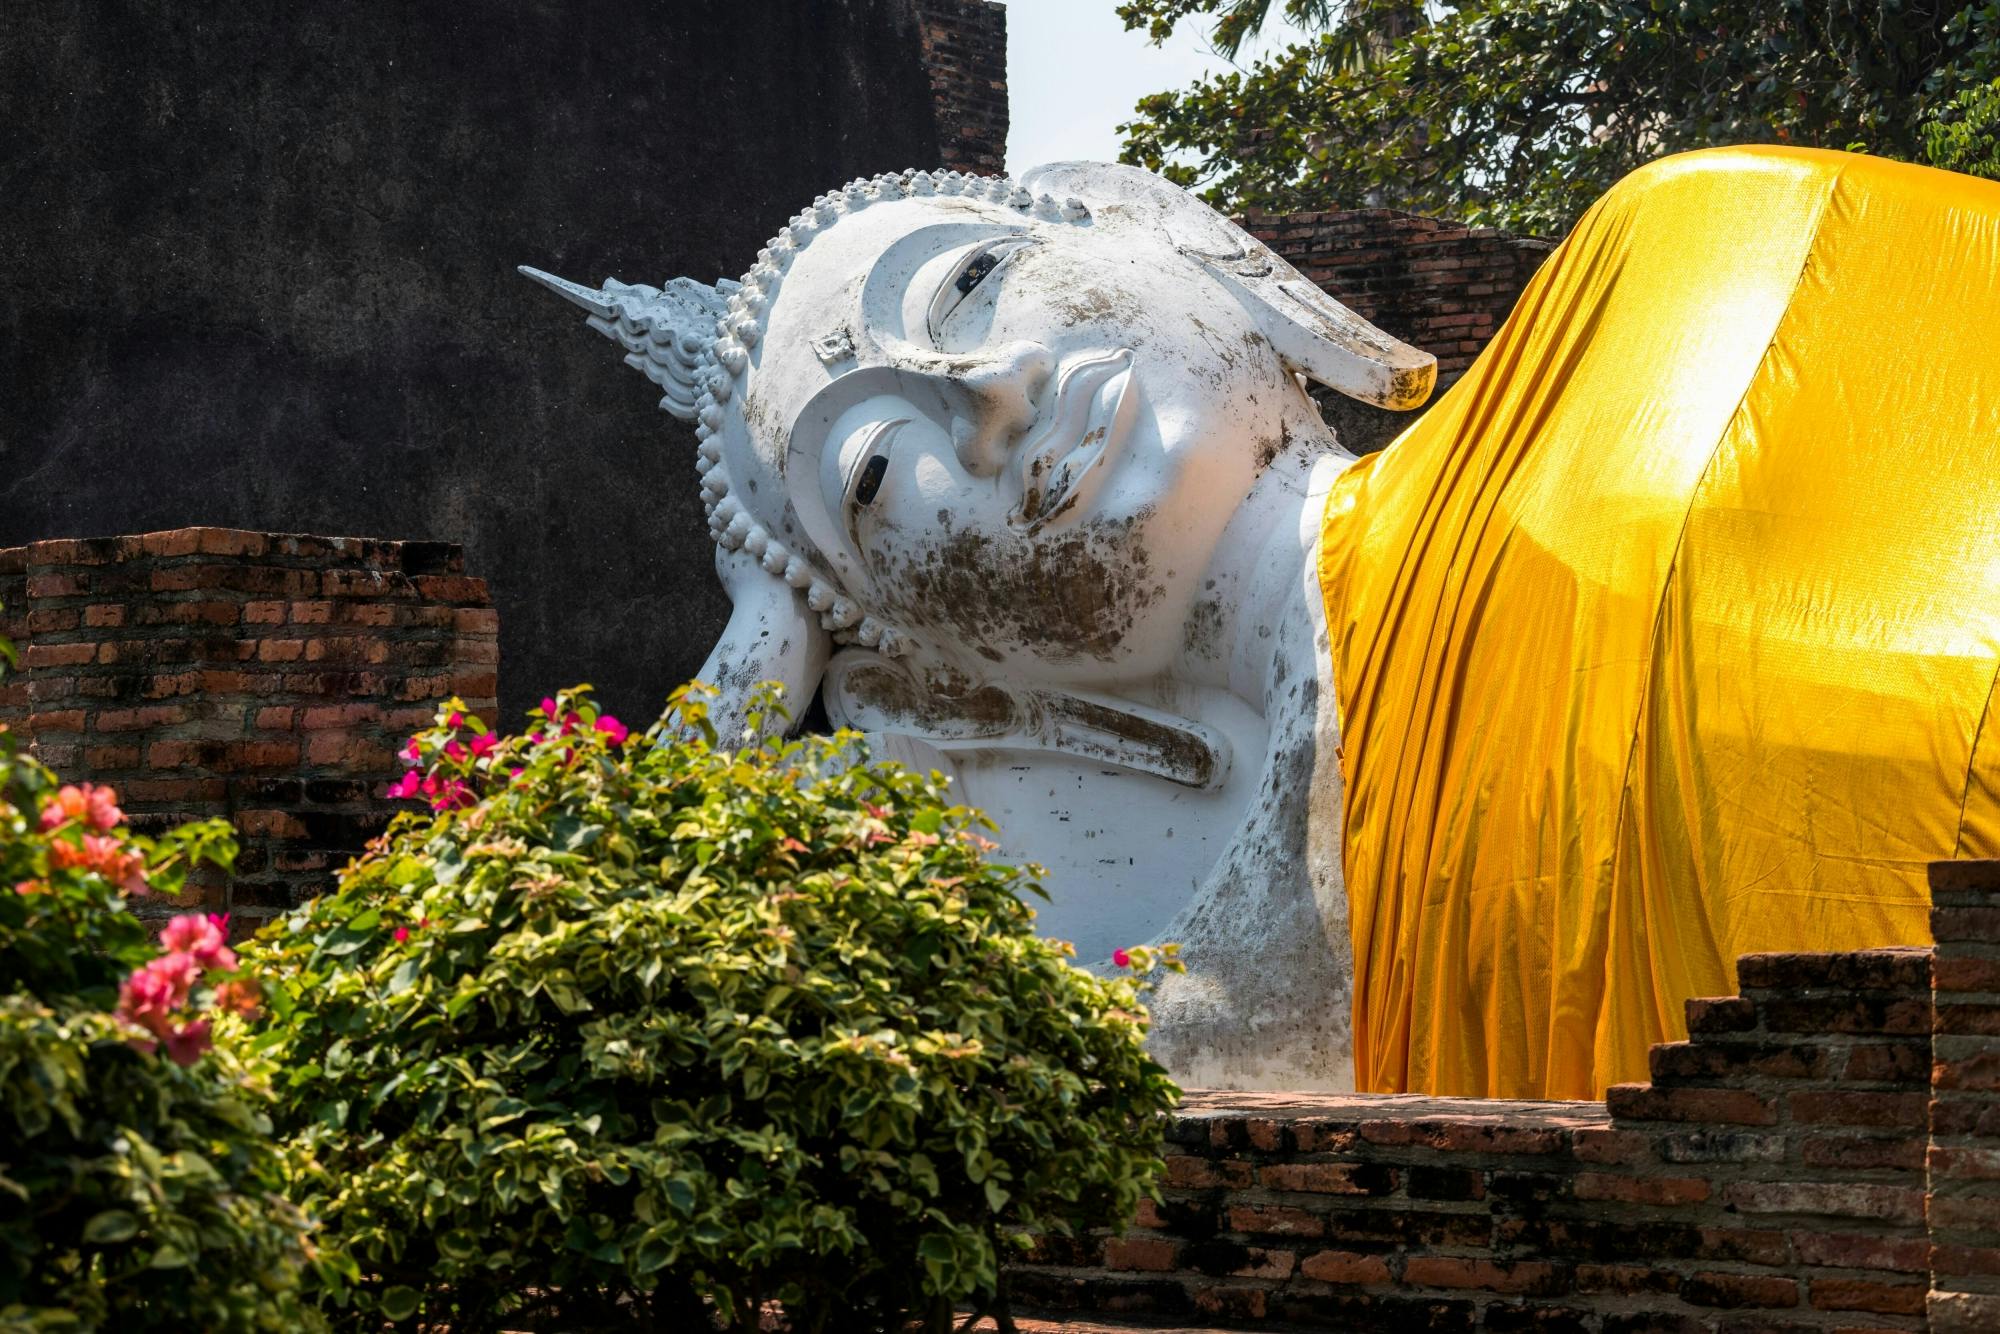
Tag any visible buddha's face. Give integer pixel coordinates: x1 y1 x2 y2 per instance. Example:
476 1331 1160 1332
732 190 1311 685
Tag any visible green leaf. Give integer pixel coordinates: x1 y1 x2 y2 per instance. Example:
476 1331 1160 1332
380 1285 422 1320
82 1209 139 1243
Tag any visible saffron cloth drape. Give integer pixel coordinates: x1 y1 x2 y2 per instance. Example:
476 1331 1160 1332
1319 146 2000 1099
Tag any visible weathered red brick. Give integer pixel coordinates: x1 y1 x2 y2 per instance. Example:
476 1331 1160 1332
1401 1257 1561 1296
1788 1230 1930 1273
25 572 86 598
84 743 140 769
1257 1162 1394 1195
93 705 189 732
25 642 98 669
1787 1089 1927 1126
1606 1084 1778 1125
1225 1204 1321 1238
300 703 384 729
1297 1249 1390 1284
1807 1277 1927 1315
26 607 80 633
1799 1133 1923 1171
234 810 309 840
1164 1155 1254 1190
1572 1172 1709 1205
1189 1286 1266 1321
1722 1181 1924 1225
1678 1271 1798 1308
1101 1236 1178 1272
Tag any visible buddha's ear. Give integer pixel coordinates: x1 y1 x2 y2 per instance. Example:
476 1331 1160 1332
822 650 1232 791
688 546 832 745
1019 161 1436 411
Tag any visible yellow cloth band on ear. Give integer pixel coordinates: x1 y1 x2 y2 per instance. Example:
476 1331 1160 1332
1319 145 2000 1100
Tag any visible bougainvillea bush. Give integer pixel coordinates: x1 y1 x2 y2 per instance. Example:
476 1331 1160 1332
248 687 1181 1333
0 643 319 1331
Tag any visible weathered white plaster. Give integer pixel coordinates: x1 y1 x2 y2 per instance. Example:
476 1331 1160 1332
524 163 1433 1089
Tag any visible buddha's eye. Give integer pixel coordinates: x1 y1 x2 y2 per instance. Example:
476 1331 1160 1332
843 418 908 516
853 453 889 506
928 236 1037 343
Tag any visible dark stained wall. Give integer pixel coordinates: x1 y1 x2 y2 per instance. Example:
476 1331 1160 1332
0 0 1006 722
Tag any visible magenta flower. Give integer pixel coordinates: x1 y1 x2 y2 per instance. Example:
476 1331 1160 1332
447 711 464 729
444 739 468 763
162 1018 213 1066
393 926 410 944
469 732 499 759
1112 948 1132 969
429 777 473 811
541 696 559 718
399 738 422 765
595 715 630 746
386 771 422 800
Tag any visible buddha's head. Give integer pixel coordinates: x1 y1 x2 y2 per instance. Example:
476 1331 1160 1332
527 162 1431 769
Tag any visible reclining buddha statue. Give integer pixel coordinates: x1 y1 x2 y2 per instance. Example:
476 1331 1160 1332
526 146 2000 1100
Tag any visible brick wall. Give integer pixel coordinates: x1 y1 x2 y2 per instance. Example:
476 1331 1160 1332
914 0 1007 177
0 528 497 932
1010 868 2000 1330
1247 208 1555 454
1929 862 2000 1332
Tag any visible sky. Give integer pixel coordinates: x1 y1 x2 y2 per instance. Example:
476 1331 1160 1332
1002 0 1308 173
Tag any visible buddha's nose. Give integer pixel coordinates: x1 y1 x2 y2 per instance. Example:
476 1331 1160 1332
946 340 1054 478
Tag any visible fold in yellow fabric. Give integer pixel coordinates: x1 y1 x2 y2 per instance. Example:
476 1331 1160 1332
1318 146 2000 1100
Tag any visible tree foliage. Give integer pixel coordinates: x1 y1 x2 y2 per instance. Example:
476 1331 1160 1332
247 687 1181 1333
1118 0 2000 234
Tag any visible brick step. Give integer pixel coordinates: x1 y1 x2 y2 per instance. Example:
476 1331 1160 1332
1680 949 1933 1044
1736 947 1931 994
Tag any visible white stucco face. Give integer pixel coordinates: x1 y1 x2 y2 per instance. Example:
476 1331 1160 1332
734 193 1300 689
524 162 1437 1091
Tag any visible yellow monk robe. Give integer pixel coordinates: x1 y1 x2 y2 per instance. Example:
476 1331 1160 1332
1318 146 2000 1100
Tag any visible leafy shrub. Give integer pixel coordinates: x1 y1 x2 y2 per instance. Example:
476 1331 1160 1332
0 638 319 1332
1925 78 2000 179
249 688 1181 1332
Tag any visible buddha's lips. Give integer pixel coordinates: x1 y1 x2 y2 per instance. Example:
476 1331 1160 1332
1009 349 1136 534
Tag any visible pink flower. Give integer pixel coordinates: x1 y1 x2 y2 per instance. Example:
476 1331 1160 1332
527 730 544 745
386 771 422 800
469 733 499 759
447 711 464 729
39 783 124 832
393 926 410 944
444 740 468 763
595 715 630 746
50 834 148 895
1112 948 1132 969
541 697 559 718
162 1018 213 1066
13 879 45 896
160 913 236 971
508 767 524 781
399 737 423 765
